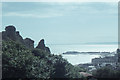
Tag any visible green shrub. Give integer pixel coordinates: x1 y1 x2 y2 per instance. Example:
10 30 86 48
2 40 83 79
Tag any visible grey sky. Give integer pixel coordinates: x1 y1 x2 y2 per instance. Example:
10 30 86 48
2 2 118 45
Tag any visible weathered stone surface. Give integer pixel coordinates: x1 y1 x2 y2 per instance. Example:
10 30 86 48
2 25 50 52
45 47 50 53
36 39 50 53
24 38 34 48
2 25 29 47
2 31 7 40
15 31 24 44
2 26 24 44
36 39 45 49
5 25 16 41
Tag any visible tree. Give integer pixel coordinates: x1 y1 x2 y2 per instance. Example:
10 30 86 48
2 40 83 79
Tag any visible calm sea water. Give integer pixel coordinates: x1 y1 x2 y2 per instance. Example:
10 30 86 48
47 44 117 65
62 54 100 65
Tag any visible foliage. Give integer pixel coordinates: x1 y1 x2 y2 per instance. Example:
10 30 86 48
2 40 54 78
2 40 83 79
92 66 120 78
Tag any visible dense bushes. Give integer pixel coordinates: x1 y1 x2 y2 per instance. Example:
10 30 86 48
2 40 54 78
2 40 82 79
92 49 120 78
92 66 120 78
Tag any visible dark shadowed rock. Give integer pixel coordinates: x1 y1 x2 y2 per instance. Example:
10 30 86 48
2 31 7 40
2 25 25 44
36 39 45 50
36 39 50 53
5 25 16 41
24 38 34 48
2 25 34 49
45 47 50 53
2 25 50 52
15 31 24 44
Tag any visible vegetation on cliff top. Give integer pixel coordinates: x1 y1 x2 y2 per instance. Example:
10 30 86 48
2 26 84 79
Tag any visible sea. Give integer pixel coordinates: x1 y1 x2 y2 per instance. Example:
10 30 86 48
47 44 117 65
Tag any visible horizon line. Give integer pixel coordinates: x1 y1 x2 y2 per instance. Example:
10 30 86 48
33 42 118 46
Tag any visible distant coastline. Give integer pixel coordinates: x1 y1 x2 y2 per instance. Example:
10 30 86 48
62 51 115 55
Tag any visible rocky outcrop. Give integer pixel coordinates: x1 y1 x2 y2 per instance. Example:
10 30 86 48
36 39 45 50
16 31 25 44
2 25 24 42
5 25 16 41
2 25 51 53
24 38 34 49
2 25 34 48
2 26 16 41
45 47 50 53
36 39 50 53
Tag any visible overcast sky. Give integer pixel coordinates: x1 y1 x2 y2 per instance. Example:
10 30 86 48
1 0 119 2
2 2 118 45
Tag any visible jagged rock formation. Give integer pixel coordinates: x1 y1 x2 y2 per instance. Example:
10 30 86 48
2 25 34 48
24 38 34 49
2 25 51 53
2 25 24 43
16 31 25 44
36 39 45 50
5 26 16 40
45 47 50 53
2 26 16 41
36 39 50 53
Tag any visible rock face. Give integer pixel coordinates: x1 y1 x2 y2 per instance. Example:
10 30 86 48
36 39 45 50
2 26 16 41
2 25 23 42
16 31 25 44
5 26 16 41
24 38 34 49
45 47 50 53
2 25 51 52
2 25 34 48
36 39 50 53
